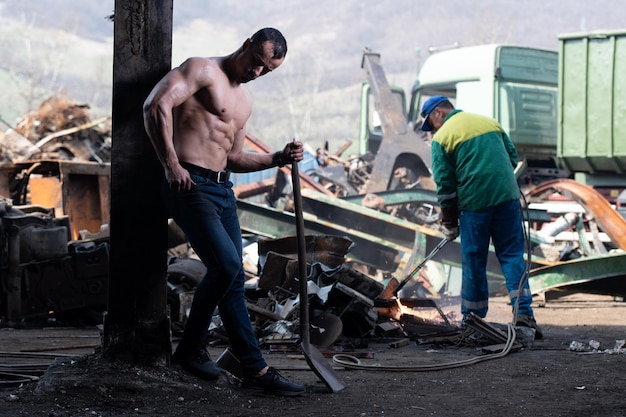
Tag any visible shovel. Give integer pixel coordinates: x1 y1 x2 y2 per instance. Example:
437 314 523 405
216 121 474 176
291 160 346 393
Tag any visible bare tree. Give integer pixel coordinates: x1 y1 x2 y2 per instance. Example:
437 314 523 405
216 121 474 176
280 53 323 142
246 52 323 147
0 3 74 115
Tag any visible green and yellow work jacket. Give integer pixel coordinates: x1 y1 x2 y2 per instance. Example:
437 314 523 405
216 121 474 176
431 109 520 213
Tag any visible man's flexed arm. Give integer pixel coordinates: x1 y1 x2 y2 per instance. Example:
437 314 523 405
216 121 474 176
143 58 210 191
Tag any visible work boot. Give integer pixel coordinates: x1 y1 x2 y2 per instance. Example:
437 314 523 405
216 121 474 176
242 367 306 396
172 346 222 381
516 314 543 339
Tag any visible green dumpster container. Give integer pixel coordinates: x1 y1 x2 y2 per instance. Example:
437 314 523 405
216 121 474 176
558 29 626 174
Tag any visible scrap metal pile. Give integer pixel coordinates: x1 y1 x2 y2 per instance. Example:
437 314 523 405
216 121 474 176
168 234 462 354
0 95 111 165
0 96 112 327
2 95 625 354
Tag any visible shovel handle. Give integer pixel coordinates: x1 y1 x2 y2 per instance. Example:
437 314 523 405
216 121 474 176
291 160 311 345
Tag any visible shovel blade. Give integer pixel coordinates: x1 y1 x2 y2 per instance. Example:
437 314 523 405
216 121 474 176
301 342 345 393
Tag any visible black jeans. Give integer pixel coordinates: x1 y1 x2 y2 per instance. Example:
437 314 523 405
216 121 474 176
164 168 266 375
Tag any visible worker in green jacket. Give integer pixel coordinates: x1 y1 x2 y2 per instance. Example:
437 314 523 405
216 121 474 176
420 95 542 339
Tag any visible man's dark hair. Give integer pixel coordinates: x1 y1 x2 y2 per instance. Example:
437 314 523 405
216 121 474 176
251 27 287 59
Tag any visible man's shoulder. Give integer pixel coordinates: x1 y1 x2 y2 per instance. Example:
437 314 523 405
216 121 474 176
454 111 502 129
459 110 497 122
178 56 219 71
174 57 227 85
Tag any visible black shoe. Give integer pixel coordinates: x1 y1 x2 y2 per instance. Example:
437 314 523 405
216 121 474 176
172 346 221 381
516 314 543 339
242 367 306 396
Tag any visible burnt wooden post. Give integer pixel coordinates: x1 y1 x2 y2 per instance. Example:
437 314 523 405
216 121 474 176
103 0 173 365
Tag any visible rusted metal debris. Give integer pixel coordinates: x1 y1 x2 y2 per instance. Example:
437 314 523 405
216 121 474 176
2 94 625 356
1 95 111 164
169 162 626 351
0 200 109 327
0 97 113 327
526 178 626 251
166 234 463 353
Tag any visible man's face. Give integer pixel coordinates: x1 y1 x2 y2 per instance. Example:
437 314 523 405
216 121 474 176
240 40 284 83
426 107 444 133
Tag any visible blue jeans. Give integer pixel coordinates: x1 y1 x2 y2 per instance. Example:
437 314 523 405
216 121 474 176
164 171 267 375
459 199 533 319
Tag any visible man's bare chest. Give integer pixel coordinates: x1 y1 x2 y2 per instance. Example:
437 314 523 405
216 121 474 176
191 86 249 127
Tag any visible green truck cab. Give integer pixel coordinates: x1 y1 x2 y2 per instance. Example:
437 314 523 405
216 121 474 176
408 44 559 164
360 44 561 192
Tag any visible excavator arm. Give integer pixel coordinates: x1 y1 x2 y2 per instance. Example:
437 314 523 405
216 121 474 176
360 49 434 193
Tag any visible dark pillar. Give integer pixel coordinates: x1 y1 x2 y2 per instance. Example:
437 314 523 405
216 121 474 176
103 0 173 365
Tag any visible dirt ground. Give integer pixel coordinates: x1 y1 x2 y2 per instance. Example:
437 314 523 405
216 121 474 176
1 293 625 417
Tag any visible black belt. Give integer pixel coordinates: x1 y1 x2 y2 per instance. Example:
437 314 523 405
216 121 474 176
180 161 230 183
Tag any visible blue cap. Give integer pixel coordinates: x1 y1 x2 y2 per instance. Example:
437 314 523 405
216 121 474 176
420 95 450 131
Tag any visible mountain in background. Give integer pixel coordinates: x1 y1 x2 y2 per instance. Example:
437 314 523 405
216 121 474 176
1 0 625 152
